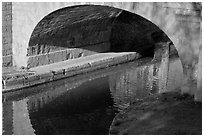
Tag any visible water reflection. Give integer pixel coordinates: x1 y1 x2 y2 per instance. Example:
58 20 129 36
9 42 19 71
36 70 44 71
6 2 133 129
2 57 183 135
109 58 183 110
28 77 117 135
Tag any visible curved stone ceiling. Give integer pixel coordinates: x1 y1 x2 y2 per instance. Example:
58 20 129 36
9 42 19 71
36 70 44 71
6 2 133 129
29 4 176 57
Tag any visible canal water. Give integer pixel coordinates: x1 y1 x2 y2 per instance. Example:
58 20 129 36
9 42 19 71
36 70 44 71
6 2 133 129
2 57 183 135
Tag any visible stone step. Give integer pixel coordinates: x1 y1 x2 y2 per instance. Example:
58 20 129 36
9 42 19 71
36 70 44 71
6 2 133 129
2 52 141 92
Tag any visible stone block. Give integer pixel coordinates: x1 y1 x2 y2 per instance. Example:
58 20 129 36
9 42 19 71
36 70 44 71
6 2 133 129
2 46 12 56
2 25 12 33
37 54 49 66
69 48 81 59
48 50 67 64
82 50 94 57
27 56 39 68
28 49 76 68
3 34 12 43
2 36 12 47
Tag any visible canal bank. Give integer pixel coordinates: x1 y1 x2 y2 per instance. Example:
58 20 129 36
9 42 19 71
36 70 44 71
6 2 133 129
2 52 140 92
109 91 202 135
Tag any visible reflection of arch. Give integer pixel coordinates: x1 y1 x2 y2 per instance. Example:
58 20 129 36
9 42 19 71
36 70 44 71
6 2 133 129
27 4 178 68
26 76 116 135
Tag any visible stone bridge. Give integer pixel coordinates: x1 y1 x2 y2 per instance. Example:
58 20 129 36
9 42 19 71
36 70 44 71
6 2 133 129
2 2 202 100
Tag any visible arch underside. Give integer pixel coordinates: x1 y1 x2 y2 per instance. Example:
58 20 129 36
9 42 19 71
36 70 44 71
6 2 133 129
28 5 179 68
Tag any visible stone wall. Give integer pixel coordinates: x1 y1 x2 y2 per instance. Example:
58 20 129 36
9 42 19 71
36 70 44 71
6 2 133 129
2 2 12 67
11 2 77 67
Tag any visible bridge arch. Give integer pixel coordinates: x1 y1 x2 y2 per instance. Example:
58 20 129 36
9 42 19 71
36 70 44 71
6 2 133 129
11 2 189 68
27 4 177 68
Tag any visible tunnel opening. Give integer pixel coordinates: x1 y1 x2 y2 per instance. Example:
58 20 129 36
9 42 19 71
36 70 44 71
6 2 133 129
28 4 177 68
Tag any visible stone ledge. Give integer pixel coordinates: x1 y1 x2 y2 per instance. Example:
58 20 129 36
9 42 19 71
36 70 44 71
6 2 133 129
27 42 111 68
2 52 141 92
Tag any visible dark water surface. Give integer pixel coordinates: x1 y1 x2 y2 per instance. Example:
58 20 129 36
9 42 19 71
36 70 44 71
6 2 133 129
2 57 183 135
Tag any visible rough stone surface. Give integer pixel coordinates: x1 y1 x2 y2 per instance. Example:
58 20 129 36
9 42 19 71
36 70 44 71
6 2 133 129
27 42 111 68
3 55 13 67
2 2 12 67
